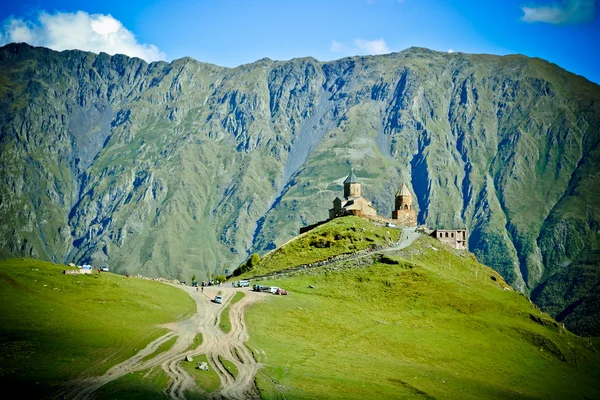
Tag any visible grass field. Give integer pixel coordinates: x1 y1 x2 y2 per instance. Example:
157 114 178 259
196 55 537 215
219 291 245 334
94 367 170 400
180 353 221 396
186 333 204 351
0 258 196 398
219 355 239 379
246 235 600 399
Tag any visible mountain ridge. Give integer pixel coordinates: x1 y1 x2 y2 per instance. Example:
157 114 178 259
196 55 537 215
1 42 599 335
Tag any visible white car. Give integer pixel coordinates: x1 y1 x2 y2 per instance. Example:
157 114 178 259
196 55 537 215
268 287 279 294
214 295 223 304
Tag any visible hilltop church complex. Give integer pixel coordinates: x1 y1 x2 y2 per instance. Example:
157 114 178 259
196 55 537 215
328 170 417 227
301 170 467 250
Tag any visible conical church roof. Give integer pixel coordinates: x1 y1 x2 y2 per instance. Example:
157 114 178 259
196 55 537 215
396 183 411 197
344 170 359 184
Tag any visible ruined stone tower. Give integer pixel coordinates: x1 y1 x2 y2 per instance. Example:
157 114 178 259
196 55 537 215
392 183 417 227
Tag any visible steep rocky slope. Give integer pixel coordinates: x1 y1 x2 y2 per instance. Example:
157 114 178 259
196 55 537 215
1 43 599 334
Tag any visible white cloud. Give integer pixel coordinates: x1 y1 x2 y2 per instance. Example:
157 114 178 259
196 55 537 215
353 38 390 55
0 11 165 61
331 40 344 53
521 0 596 24
448 49 454 53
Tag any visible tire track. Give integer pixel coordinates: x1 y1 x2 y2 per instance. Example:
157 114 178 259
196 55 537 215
57 284 265 400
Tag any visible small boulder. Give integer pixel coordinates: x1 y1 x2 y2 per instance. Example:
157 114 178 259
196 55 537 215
197 362 209 371
185 355 193 362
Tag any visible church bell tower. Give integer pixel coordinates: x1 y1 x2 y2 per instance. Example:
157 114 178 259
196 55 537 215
343 169 361 198
392 183 417 226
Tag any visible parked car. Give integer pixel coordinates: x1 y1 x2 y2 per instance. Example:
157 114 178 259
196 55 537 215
268 287 280 294
238 280 250 287
214 295 223 304
276 288 288 295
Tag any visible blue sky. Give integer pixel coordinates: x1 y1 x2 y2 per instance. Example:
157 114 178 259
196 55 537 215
1 0 599 83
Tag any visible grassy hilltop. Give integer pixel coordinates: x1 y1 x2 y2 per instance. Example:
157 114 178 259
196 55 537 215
241 216 400 277
0 258 195 398
244 217 600 399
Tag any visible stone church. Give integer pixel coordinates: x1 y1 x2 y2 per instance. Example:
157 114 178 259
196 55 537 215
328 170 417 227
391 183 417 227
301 170 468 249
328 170 377 219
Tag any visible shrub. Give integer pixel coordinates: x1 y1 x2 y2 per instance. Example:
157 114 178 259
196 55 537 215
379 255 400 265
233 253 261 276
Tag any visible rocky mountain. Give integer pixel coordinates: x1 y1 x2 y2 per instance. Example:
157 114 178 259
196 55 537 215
0 43 599 335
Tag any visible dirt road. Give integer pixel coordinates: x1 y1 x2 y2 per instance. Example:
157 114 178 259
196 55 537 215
58 285 266 399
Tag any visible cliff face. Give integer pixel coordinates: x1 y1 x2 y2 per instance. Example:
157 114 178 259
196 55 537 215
1 43 599 334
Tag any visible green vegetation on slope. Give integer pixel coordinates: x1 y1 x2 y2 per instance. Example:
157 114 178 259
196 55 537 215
94 367 170 400
533 143 600 336
243 216 400 277
0 258 196 398
219 291 245 334
246 236 600 399
185 333 204 351
219 355 239 379
180 354 221 396
140 336 179 363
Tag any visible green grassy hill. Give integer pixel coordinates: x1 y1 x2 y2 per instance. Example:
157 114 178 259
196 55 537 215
240 216 400 278
2 218 599 399
0 258 195 398
244 219 600 399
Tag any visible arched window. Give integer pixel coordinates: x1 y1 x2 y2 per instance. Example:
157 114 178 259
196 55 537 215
404 204 409 210
445 232 449 237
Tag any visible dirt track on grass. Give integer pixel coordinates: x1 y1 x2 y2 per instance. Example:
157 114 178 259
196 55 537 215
57 285 265 400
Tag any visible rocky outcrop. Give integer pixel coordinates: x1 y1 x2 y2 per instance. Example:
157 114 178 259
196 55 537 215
1 43 599 334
